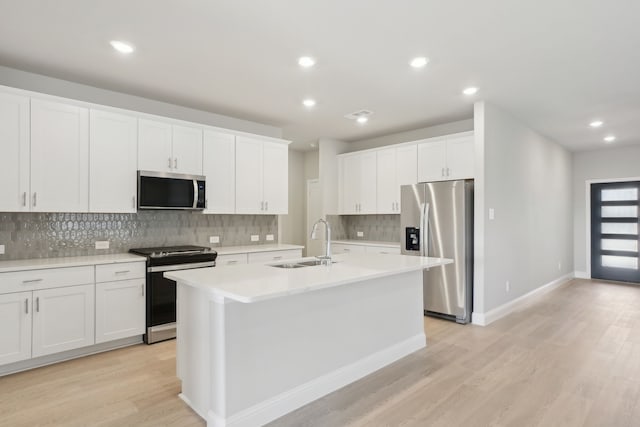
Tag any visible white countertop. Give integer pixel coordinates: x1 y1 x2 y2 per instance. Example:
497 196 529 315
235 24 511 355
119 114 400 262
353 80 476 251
0 253 146 273
332 240 400 248
214 243 304 255
166 253 451 303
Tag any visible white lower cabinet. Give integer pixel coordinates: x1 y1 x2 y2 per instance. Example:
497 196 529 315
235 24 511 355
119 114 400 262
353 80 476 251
247 249 302 264
216 253 249 266
96 279 145 344
364 246 401 255
332 244 366 255
32 284 95 357
333 243 400 255
0 292 32 365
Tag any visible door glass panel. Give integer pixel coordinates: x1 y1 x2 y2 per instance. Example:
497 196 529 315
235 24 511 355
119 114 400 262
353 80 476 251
601 223 638 235
601 239 638 252
601 205 638 218
601 255 638 269
601 188 639 201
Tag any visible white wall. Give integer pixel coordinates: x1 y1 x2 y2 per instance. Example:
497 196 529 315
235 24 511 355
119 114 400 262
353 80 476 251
0 65 282 138
344 119 473 152
475 102 573 317
279 150 305 246
573 145 640 276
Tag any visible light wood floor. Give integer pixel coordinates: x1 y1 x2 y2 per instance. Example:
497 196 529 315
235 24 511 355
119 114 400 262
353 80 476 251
1 278 639 427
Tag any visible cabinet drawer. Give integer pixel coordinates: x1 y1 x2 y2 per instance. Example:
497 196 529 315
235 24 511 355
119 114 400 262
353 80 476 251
332 244 366 255
216 253 248 267
0 266 94 294
95 262 145 283
248 250 302 264
364 246 401 255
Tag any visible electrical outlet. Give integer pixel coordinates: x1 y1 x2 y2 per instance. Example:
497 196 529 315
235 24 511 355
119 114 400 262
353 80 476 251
210 236 220 244
95 241 109 250
0 244 5 255
505 280 510 292
251 235 260 242
266 234 274 241
489 208 495 220
357 231 364 237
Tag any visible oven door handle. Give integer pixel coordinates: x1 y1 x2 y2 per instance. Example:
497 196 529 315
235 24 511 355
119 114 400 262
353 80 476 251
148 261 216 273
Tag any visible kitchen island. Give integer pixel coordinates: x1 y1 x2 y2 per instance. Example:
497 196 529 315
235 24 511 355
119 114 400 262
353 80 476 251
167 253 452 427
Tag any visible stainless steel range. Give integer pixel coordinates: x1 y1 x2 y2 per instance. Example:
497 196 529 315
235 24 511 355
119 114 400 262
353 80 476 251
129 245 217 344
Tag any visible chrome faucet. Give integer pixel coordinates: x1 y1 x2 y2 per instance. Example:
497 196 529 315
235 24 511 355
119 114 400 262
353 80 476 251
311 218 332 265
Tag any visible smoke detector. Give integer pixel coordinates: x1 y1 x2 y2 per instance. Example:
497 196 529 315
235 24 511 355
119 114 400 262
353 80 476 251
344 110 373 121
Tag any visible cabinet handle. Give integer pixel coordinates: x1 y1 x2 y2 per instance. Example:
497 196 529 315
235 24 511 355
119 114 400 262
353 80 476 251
22 278 43 284
174 158 178 169
273 256 283 260
441 167 445 177
260 201 264 211
344 248 351 252
33 192 37 207
446 167 450 177
168 157 173 169
36 297 40 313
132 196 136 209
22 192 27 207
228 260 238 264
115 270 130 275
265 201 268 211
141 284 145 297
25 298 29 314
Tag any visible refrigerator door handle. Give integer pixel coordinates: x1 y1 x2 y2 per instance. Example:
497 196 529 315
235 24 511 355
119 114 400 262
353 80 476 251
419 202 430 257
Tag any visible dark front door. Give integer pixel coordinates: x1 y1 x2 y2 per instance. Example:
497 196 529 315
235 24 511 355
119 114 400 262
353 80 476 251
591 181 640 283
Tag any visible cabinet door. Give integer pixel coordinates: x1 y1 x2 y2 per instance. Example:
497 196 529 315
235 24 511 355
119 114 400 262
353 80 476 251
341 155 360 214
0 92 30 212
395 144 418 212
203 130 235 213
138 118 172 172
358 152 377 214
30 99 89 212
417 139 447 183
235 136 264 214
89 109 138 213
32 284 95 357
95 279 145 344
376 148 396 214
262 142 288 214
0 292 32 365
446 134 475 180
172 124 203 175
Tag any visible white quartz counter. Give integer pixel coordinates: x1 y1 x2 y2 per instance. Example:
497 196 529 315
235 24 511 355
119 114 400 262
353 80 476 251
332 240 400 248
166 253 451 303
214 243 304 255
0 253 146 273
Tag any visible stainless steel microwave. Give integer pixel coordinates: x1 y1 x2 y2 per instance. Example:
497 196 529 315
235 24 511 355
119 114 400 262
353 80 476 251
137 171 206 210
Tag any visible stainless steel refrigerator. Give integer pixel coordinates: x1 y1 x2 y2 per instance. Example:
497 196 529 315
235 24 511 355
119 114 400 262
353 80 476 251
400 180 473 323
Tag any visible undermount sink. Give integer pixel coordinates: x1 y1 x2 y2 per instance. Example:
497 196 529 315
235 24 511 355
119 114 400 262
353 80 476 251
269 260 338 269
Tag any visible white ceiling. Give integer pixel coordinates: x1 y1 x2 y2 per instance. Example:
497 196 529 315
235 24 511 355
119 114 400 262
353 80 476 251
0 1 638 151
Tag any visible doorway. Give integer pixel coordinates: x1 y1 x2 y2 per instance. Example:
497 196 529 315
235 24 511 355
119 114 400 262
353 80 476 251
590 181 640 283
306 179 323 257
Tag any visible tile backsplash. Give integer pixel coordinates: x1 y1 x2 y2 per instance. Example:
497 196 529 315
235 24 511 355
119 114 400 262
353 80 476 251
0 212 277 260
328 214 400 242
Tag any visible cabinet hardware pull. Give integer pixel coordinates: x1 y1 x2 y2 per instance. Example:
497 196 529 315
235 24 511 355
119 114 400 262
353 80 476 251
265 201 268 211
228 260 238 264
36 297 40 313
344 248 351 252
174 158 178 169
25 298 29 314
446 167 450 176
441 167 445 177
22 192 27 207
115 270 130 274
168 157 172 168
260 201 264 211
273 256 283 260
141 285 145 297
132 196 136 209
33 192 37 207
22 278 43 284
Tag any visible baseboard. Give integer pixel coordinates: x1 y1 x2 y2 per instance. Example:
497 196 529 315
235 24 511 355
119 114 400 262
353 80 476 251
207 333 426 427
0 335 143 377
471 273 574 326
574 271 589 279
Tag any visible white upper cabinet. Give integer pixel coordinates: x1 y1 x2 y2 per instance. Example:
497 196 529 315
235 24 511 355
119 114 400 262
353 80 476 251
172 124 203 175
138 119 173 172
138 119 203 175
203 130 236 214
0 92 30 212
340 151 376 215
417 132 474 182
262 142 288 214
235 136 288 214
376 145 417 214
89 109 138 213
30 99 89 212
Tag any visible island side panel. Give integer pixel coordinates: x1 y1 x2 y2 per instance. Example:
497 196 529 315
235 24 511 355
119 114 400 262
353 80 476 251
223 270 424 421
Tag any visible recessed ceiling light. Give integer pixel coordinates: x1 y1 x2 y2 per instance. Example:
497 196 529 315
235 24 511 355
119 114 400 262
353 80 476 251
110 40 135 54
302 99 316 108
589 120 603 128
463 87 478 96
298 56 316 68
410 57 429 68
604 135 616 143
356 116 368 124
